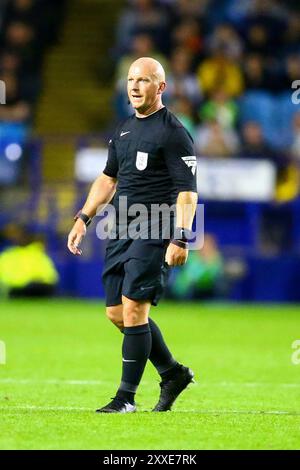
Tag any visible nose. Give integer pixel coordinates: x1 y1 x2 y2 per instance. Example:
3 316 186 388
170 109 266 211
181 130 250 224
132 80 139 90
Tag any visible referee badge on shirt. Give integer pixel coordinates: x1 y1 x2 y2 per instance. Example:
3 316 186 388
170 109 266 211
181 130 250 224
181 156 197 175
136 151 148 170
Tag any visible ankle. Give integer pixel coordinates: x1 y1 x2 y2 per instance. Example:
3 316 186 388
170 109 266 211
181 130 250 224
116 389 135 405
160 362 181 380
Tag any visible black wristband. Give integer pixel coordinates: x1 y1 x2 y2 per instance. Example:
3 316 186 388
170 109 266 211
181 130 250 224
74 210 92 227
173 227 193 242
171 239 189 249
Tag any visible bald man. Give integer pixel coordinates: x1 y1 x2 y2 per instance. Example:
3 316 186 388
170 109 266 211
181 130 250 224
68 57 198 413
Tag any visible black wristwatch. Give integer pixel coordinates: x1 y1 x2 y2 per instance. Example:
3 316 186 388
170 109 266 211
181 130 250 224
171 227 193 249
74 210 92 227
173 227 193 242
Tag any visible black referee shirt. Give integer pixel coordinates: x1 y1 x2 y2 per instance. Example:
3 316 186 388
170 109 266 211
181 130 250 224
103 107 197 209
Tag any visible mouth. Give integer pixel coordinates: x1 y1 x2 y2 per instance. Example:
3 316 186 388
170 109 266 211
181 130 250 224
131 94 142 99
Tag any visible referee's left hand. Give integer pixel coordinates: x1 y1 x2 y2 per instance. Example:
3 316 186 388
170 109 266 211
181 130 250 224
165 243 188 266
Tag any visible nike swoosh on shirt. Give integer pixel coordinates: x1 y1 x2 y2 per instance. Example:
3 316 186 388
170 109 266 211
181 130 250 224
122 358 137 362
120 131 130 137
140 286 155 290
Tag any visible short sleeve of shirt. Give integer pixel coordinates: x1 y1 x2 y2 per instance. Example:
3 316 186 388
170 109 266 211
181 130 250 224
164 126 197 193
103 139 118 178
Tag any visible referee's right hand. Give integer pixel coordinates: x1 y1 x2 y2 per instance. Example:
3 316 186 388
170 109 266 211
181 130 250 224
67 219 87 256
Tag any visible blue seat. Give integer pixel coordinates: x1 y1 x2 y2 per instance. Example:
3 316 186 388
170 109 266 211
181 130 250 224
0 122 28 146
239 91 275 144
275 92 300 148
239 91 300 149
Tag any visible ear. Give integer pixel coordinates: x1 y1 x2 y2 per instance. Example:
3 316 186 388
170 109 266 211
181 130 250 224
157 82 166 95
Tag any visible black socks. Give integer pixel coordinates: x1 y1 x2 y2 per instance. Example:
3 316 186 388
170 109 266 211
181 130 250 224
117 323 152 404
116 319 179 403
148 317 178 375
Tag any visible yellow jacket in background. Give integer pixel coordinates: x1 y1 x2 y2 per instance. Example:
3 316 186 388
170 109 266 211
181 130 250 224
0 242 59 289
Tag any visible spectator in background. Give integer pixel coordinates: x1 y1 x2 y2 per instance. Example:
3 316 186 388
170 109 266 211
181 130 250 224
244 23 272 57
164 47 202 108
290 112 300 161
207 23 244 60
0 0 66 186
194 118 240 157
282 14 300 55
170 96 196 136
197 47 244 98
115 0 169 56
237 121 299 202
171 0 210 22
248 0 287 17
0 70 30 183
0 224 58 298
243 53 270 90
0 72 31 123
2 0 66 48
0 48 41 104
276 164 299 203
168 234 224 300
3 21 43 74
0 48 21 75
171 18 204 61
280 54 300 90
200 88 238 129
115 33 168 85
2 0 39 29
238 121 278 163
245 0 288 51
223 0 252 24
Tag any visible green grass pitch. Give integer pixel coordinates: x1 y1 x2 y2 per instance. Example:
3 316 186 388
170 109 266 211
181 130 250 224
0 299 300 450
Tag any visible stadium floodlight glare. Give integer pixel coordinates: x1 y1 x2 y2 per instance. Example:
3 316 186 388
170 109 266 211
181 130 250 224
5 143 23 162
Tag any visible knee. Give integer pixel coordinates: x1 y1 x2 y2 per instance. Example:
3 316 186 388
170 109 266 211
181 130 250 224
123 309 140 326
106 306 124 329
122 298 150 326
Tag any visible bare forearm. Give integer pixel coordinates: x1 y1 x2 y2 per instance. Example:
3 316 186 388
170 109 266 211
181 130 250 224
175 191 198 229
81 173 117 218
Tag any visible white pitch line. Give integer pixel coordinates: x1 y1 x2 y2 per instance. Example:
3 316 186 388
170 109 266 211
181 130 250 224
215 381 300 389
0 405 299 416
0 405 91 412
173 410 300 416
0 378 109 385
0 378 299 388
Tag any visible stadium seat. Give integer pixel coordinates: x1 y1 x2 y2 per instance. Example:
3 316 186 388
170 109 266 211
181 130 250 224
239 91 274 143
276 92 300 148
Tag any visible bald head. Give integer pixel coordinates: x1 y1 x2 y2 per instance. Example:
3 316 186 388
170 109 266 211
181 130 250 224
128 57 166 83
127 57 166 116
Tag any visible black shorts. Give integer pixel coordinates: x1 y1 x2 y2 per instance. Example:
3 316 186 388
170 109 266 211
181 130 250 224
102 238 170 307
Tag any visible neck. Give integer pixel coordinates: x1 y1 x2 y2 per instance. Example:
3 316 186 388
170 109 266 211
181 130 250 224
135 101 164 118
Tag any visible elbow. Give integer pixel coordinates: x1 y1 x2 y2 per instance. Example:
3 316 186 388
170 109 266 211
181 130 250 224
101 173 117 190
178 190 198 201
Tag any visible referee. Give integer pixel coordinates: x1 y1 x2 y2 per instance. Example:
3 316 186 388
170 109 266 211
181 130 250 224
67 57 198 413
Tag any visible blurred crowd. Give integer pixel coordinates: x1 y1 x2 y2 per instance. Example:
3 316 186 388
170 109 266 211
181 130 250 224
1 0 300 201
0 0 66 178
114 0 300 201
0 223 58 298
